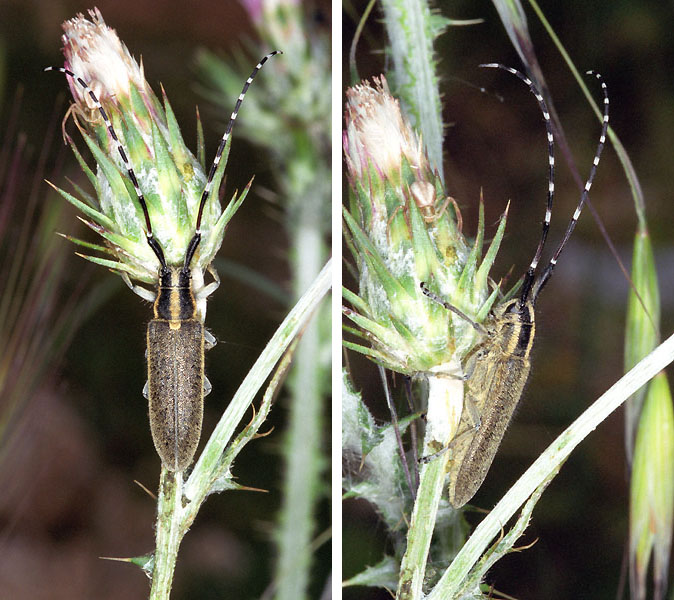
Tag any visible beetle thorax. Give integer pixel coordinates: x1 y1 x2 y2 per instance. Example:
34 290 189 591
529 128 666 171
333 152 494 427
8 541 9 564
153 266 197 326
486 298 536 358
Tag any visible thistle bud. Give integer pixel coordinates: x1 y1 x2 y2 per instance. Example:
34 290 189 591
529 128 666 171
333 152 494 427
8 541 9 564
343 76 505 378
50 9 241 298
343 77 507 448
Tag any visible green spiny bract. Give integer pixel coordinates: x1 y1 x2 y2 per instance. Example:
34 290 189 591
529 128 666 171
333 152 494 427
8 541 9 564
51 9 247 295
343 76 507 381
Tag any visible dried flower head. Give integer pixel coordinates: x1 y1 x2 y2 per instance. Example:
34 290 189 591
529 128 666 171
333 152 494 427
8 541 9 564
345 76 426 180
61 8 147 111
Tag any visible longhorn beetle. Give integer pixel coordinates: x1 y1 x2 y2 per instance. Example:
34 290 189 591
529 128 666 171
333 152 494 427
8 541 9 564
422 64 610 508
48 51 281 471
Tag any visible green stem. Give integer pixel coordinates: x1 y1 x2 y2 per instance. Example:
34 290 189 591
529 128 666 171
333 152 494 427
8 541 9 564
380 0 444 180
146 260 330 598
184 259 331 507
150 469 183 599
426 331 674 598
275 223 327 600
396 372 462 600
397 452 451 600
349 0 378 83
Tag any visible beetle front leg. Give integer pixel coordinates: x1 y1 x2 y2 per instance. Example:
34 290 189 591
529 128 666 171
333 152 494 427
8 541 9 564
195 264 221 301
122 272 156 303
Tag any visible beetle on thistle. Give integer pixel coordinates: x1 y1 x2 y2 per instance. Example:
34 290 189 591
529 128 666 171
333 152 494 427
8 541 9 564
422 64 610 507
48 50 281 472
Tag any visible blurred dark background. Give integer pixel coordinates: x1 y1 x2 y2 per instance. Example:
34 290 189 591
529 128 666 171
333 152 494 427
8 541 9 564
343 0 674 598
0 1 329 599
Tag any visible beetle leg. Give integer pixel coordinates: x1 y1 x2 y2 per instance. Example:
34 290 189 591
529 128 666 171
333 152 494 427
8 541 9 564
142 380 149 400
204 330 217 350
195 264 221 300
419 412 481 464
203 377 212 397
122 272 156 303
464 395 482 432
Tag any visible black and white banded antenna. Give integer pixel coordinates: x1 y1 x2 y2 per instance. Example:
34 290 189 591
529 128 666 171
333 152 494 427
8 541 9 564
184 49 282 270
45 64 168 269
479 63 555 309
531 70 609 302
46 49 282 273
480 64 609 307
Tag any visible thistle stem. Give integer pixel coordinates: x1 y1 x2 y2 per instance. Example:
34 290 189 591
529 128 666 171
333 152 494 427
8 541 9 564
380 0 444 180
150 469 183 599
397 451 451 600
275 222 327 600
144 261 330 597
427 333 674 598
396 373 462 600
